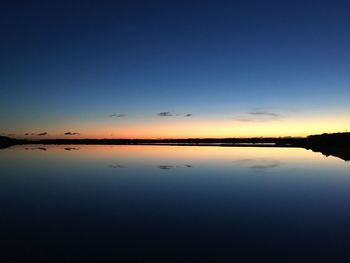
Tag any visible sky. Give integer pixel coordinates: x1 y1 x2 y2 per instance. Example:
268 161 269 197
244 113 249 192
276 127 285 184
1 0 350 139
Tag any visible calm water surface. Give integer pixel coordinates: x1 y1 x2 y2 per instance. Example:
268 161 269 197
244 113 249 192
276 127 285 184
1 145 350 262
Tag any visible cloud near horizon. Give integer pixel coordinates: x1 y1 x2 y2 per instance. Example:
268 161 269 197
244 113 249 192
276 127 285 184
158 112 193 117
233 118 255 122
233 109 283 122
25 132 48 136
249 111 281 118
157 112 173 117
64 132 80 136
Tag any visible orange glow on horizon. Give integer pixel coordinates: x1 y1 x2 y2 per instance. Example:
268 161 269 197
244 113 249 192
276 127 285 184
11 114 350 140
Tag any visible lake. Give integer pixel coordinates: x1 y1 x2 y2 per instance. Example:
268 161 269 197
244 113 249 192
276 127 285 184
1 145 350 262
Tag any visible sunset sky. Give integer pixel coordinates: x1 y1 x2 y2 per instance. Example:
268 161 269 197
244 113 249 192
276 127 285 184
1 0 350 139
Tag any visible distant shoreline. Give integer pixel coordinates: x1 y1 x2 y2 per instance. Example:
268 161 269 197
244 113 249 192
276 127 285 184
1 132 350 161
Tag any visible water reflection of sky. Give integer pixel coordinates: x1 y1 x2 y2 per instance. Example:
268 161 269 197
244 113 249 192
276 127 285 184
1 145 350 261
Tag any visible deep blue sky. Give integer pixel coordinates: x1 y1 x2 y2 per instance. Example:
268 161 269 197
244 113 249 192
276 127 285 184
1 0 350 138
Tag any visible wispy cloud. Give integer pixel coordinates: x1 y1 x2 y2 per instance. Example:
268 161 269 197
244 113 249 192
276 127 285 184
157 112 193 117
108 114 126 118
25 132 48 136
233 109 283 122
248 111 281 118
157 112 173 117
233 118 255 122
64 132 80 136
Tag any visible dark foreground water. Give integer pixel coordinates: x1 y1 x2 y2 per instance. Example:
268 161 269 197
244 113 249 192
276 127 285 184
1 145 350 262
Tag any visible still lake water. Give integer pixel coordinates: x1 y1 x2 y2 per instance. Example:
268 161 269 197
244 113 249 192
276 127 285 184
1 145 350 262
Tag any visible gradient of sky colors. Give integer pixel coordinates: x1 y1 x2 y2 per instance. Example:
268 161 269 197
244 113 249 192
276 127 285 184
1 0 350 138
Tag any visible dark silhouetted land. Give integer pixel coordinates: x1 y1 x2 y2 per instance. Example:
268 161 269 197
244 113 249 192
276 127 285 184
1 133 350 161
302 133 350 161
